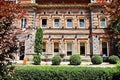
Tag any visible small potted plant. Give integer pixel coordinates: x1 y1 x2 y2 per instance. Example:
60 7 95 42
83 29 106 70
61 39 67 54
45 54 48 62
60 53 65 58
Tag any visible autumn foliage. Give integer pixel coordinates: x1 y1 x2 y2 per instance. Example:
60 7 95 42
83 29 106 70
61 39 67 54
97 0 120 55
0 0 24 79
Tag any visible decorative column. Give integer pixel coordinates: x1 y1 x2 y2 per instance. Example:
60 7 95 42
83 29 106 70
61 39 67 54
74 35 78 53
48 14 52 28
92 35 100 55
61 35 64 54
25 32 35 58
48 35 51 54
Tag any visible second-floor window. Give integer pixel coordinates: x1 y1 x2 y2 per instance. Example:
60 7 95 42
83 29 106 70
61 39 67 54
67 19 72 28
54 19 59 28
42 19 47 28
100 18 106 28
79 19 85 28
21 18 26 28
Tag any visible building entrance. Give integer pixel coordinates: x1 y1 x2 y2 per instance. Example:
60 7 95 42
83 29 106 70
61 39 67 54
19 42 25 60
80 42 85 56
102 42 108 56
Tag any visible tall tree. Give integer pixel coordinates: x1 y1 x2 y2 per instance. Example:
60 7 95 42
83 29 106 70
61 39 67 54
97 0 120 55
34 28 43 54
0 0 24 79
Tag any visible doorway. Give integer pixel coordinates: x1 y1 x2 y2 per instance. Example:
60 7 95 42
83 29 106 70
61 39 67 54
102 42 108 56
19 42 25 60
54 42 59 56
80 42 85 56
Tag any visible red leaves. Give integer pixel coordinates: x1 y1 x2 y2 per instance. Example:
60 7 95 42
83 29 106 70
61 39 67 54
0 0 26 59
0 0 25 19
96 0 104 5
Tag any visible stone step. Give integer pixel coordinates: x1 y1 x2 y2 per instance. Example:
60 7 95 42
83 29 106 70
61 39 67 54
81 56 91 61
41 55 91 62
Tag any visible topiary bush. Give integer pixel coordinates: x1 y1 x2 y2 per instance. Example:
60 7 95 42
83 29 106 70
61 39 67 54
91 55 103 64
109 55 119 64
70 54 81 65
52 56 61 65
33 54 41 65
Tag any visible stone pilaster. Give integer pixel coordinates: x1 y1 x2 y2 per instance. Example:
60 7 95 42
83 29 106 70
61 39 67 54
61 35 64 54
25 30 35 59
48 36 51 54
74 35 78 53
92 36 100 55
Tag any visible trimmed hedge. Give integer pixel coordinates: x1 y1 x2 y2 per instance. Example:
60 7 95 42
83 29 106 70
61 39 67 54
109 55 120 64
70 54 81 65
52 56 61 65
91 55 103 64
12 66 118 80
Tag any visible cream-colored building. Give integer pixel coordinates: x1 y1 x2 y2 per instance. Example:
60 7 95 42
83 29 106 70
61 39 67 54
14 0 111 60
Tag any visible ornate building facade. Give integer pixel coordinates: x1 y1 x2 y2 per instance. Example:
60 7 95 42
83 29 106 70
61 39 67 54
14 0 111 60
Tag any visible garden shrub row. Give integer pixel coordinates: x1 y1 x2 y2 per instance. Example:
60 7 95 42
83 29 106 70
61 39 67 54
12 66 120 80
32 54 120 65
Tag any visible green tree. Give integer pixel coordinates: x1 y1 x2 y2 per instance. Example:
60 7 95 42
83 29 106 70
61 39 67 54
34 28 43 54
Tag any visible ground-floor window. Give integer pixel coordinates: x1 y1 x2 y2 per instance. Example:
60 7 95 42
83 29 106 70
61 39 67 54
42 42 46 54
102 42 108 56
54 42 59 55
67 42 72 56
80 42 85 55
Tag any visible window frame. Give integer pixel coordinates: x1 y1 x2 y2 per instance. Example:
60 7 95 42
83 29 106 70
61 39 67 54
66 19 72 28
79 19 85 28
20 18 26 29
67 42 72 56
41 19 47 28
100 18 107 28
54 19 60 28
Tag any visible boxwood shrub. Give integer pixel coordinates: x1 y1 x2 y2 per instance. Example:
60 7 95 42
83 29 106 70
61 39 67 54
52 56 61 65
91 55 103 64
12 66 118 80
70 54 81 65
33 54 41 65
109 55 119 64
